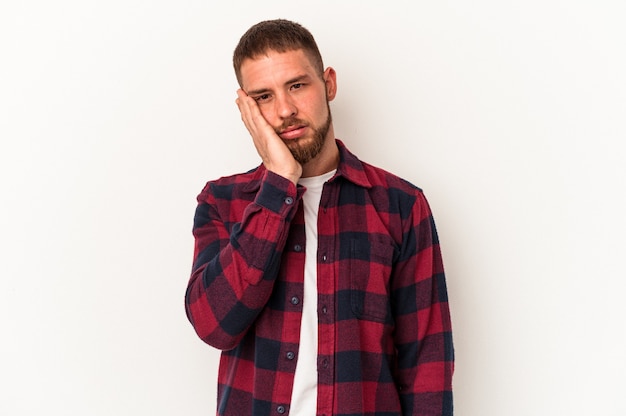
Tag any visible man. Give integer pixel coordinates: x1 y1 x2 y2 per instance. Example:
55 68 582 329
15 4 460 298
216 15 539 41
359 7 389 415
185 19 454 416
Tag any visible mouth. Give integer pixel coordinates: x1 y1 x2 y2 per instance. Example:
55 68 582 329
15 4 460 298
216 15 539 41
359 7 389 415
278 125 307 140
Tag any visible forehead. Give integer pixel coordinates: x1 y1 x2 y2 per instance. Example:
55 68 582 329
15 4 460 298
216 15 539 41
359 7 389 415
239 49 319 91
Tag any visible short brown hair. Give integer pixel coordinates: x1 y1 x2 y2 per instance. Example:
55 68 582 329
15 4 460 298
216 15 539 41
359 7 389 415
233 19 325 86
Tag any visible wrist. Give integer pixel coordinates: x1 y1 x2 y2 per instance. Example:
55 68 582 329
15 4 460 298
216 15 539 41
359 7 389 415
266 164 302 185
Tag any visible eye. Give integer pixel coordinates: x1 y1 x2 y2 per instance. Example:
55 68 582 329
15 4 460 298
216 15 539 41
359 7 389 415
254 93 271 103
290 83 304 90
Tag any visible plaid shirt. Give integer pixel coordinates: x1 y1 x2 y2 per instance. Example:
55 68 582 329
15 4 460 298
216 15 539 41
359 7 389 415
185 140 454 416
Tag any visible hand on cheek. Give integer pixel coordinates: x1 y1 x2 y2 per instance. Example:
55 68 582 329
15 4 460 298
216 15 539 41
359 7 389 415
235 89 302 184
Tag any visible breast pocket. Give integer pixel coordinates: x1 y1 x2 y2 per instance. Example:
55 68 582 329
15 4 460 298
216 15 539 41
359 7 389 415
349 238 395 323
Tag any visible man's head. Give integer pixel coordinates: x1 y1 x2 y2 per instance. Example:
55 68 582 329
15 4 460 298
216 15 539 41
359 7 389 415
233 19 324 87
233 19 337 169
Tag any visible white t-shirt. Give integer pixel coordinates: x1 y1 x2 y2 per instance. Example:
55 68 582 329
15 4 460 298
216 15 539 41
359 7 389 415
290 170 336 415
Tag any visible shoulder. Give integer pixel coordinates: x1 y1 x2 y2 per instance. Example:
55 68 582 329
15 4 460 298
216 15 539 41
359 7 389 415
336 140 430 215
359 160 433 222
360 159 423 195
337 139 423 195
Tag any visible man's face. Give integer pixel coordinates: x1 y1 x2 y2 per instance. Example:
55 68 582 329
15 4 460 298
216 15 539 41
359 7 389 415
239 49 336 164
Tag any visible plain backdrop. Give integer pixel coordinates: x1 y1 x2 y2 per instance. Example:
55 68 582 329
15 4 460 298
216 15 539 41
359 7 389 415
1 1 625 415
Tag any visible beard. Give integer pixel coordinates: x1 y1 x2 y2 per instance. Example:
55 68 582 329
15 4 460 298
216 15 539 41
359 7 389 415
277 106 332 165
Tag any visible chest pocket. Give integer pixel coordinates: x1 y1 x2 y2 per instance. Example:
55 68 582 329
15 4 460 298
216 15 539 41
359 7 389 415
349 238 395 323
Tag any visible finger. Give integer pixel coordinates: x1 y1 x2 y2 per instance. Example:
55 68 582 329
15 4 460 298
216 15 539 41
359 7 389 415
236 91 275 142
235 90 257 133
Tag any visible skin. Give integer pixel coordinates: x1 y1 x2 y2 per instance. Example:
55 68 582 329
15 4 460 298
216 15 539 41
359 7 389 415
235 49 339 184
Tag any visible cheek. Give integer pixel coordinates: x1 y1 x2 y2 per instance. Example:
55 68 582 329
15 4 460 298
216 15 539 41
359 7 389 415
314 99 330 119
258 105 278 126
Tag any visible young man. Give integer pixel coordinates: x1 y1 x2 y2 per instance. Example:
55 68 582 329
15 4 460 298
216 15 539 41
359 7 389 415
185 19 454 416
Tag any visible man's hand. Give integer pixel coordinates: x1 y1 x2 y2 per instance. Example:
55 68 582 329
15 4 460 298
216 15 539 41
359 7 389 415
236 89 302 184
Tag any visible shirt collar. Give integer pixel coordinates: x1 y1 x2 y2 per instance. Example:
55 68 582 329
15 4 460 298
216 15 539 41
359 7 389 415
332 139 372 189
243 139 372 192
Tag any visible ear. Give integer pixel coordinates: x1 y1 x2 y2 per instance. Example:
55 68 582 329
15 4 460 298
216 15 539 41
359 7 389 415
323 67 337 101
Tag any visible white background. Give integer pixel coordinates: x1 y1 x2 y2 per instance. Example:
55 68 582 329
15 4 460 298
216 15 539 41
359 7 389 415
1 1 625 415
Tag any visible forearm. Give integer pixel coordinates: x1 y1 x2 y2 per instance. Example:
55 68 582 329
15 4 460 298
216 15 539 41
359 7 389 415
185 171 300 350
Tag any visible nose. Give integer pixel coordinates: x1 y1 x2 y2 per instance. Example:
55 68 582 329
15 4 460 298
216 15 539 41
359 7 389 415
275 93 297 119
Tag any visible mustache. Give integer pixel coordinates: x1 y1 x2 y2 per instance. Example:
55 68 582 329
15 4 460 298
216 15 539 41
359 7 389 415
275 117 309 134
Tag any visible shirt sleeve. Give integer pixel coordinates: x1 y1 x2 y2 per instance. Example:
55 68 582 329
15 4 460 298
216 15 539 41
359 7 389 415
185 171 301 350
391 191 454 416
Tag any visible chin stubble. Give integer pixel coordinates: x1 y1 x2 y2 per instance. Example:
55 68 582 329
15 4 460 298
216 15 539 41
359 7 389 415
285 107 332 165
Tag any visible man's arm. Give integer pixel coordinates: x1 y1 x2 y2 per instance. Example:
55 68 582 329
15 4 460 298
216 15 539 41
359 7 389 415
185 171 300 350
184 90 303 350
392 191 454 416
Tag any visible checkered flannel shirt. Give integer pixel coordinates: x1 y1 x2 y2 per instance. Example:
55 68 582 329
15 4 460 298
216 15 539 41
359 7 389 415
185 140 454 415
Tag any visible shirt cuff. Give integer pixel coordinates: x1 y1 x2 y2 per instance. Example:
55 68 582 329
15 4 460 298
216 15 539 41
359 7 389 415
255 170 300 215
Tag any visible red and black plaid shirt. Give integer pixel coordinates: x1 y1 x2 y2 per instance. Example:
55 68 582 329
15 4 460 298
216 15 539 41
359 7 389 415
186 140 454 416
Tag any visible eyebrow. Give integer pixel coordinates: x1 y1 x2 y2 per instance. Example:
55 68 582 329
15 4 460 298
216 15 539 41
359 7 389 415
246 74 312 96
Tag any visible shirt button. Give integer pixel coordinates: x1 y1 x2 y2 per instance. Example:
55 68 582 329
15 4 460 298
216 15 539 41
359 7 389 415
321 254 327 262
290 296 300 305
277 405 286 414
286 351 295 360
321 306 328 314
294 244 302 252
322 358 329 368
284 197 294 205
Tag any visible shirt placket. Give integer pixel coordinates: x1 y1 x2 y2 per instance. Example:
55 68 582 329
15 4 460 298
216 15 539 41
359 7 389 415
274 204 305 415
315 181 338 416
